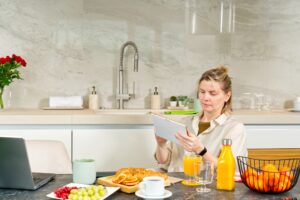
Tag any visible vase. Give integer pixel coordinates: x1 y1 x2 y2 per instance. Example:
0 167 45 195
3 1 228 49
0 87 4 109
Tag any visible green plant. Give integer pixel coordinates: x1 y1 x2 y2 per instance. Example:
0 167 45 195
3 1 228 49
188 98 194 103
170 96 177 101
177 96 188 102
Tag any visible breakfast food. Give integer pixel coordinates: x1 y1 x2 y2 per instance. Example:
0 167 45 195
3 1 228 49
55 185 107 200
111 168 168 186
54 186 78 200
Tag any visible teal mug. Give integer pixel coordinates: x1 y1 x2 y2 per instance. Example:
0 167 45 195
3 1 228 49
73 159 96 184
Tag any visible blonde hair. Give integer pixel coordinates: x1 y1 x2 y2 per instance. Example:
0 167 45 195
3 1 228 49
198 65 232 114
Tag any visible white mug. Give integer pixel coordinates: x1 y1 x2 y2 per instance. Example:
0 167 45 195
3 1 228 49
72 159 96 184
294 99 300 111
139 176 165 197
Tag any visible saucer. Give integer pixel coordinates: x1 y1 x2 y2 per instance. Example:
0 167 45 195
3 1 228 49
135 189 172 199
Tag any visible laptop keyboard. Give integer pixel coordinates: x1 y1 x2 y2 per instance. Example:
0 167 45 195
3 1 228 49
33 176 43 183
32 172 53 184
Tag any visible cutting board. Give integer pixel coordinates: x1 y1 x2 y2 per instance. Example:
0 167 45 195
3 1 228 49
97 175 182 193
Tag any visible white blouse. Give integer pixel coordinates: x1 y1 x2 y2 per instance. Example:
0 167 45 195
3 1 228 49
156 113 248 172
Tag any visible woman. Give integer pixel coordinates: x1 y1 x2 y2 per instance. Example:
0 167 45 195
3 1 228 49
155 65 247 172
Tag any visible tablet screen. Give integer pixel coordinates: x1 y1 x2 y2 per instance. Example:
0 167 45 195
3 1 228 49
152 114 186 145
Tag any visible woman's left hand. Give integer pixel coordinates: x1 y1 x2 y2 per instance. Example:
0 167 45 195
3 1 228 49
175 128 204 153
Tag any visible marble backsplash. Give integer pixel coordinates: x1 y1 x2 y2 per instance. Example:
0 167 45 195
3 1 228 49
0 0 299 109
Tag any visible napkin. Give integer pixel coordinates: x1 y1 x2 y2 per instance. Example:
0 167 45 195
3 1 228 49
234 171 242 182
49 96 83 108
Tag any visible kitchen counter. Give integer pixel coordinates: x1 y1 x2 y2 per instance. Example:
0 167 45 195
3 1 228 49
0 173 299 200
0 108 300 125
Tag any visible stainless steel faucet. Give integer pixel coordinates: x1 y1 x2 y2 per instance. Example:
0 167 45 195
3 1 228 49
116 41 139 109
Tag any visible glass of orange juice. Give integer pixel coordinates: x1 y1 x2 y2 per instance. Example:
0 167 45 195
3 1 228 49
182 154 202 186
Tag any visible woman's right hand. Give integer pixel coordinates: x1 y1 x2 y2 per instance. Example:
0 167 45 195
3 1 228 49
154 134 169 164
155 134 167 147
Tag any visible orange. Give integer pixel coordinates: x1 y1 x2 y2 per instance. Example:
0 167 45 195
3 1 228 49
246 175 255 189
257 174 270 192
243 168 258 179
272 180 285 192
255 174 263 192
262 163 278 172
266 171 280 188
272 174 291 192
262 164 279 187
279 166 294 181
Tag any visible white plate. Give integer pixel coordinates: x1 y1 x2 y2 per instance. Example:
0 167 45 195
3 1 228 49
46 183 119 200
135 189 172 200
42 107 84 110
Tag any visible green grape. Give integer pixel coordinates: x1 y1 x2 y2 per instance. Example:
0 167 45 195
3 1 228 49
78 188 84 195
68 185 107 200
97 185 104 190
78 196 84 200
71 189 78 195
72 195 79 200
98 191 105 196
86 186 92 191
94 193 100 199
88 189 94 196
82 191 88 196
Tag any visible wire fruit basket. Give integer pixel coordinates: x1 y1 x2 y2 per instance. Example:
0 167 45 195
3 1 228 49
237 156 300 194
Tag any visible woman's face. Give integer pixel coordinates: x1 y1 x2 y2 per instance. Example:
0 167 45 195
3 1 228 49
198 80 231 114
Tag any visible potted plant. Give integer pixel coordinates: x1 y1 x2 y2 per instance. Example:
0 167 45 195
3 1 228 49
177 96 188 107
169 96 177 107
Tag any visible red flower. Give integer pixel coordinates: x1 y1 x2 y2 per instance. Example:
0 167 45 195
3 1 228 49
5 56 11 63
11 54 27 67
21 59 27 67
0 54 27 67
0 57 6 64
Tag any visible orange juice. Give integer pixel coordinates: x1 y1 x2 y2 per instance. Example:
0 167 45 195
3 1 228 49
217 139 235 191
183 154 202 177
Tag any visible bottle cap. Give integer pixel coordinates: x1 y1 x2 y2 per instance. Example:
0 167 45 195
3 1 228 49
154 87 159 95
222 139 232 145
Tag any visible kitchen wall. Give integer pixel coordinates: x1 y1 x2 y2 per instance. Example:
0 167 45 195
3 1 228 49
0 0 299 109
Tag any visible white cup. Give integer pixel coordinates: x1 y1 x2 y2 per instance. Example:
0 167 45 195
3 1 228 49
294 98 300 110
73 159 96 184
139 176 165 197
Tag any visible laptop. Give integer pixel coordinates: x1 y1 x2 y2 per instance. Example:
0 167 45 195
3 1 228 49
0 136 55 190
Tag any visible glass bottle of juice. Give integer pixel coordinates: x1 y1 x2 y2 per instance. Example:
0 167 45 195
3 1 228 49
217 139 235 190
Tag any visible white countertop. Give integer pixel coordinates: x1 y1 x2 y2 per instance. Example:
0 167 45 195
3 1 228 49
0 109 299 125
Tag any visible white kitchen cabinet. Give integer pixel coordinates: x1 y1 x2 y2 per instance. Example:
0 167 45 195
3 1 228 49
73 128 157 171
245 125 300 148
0 128 72 158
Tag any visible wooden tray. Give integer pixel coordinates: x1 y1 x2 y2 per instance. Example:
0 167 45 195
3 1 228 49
97 175 182 193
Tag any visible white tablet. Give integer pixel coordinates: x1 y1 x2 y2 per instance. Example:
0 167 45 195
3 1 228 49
151 114 187 145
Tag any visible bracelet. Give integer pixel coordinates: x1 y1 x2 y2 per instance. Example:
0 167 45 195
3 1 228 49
198 147 207 156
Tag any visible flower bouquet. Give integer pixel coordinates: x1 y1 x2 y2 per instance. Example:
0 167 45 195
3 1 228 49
0 54 27 109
